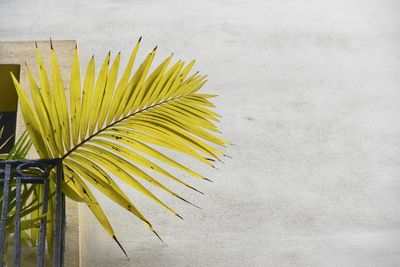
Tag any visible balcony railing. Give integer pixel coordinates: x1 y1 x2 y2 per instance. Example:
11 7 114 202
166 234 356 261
0 159 65 267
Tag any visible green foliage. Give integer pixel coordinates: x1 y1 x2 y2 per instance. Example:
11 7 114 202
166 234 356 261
0 131 51 259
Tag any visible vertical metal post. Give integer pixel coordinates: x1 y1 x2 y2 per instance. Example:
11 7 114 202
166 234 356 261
14 177 22 267
36 179 49 267
60 166 66 267
0 164 11 267
53 159 64 267
0 159 65 267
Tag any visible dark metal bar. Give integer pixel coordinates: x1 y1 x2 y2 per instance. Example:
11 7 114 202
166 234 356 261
36 179 49 267
60 167 66 267
53 159 63 267
0 164 11 267
14 176 22 267
0 159 65 267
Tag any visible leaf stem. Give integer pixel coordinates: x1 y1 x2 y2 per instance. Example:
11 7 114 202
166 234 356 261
61 96 183 160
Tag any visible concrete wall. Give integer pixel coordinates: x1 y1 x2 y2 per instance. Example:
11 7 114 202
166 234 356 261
1 0 400 266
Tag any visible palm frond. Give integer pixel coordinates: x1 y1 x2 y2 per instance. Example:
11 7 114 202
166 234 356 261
0 131 43 251
11 38 227 248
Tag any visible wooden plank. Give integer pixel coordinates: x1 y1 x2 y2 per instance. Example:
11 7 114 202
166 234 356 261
0 41 80 267
0 40 76 158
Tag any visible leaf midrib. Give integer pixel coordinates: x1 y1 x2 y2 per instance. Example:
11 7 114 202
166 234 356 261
61 95 187 160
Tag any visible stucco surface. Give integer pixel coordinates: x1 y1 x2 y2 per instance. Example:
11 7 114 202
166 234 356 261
1 0 400 266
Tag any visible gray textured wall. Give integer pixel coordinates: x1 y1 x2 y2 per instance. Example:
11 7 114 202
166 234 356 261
1 0 400 266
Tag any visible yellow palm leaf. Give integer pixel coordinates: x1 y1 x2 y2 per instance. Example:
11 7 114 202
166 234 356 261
12 38 226 253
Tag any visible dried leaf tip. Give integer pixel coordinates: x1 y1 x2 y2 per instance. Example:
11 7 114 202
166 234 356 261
50 38 53 50
184 199 202 210
190 186 204 195
204 177 214 183
153 45 158 51
178 196 201 209
112 235 129 259
153 230 164 243
175 213 184 220
138 36 142 42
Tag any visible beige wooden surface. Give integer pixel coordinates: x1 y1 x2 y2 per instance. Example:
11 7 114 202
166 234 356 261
0 40 80 267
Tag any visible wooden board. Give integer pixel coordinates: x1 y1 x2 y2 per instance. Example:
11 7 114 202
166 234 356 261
0 40 76 157
0 40 80 267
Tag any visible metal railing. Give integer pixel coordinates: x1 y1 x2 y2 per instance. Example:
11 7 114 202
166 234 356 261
0 159 65 267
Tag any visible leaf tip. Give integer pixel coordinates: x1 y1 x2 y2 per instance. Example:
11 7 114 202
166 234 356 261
175 213 184 220
153 230 164 243
190 186 204 195
178 196 201 209
112 235 129 259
